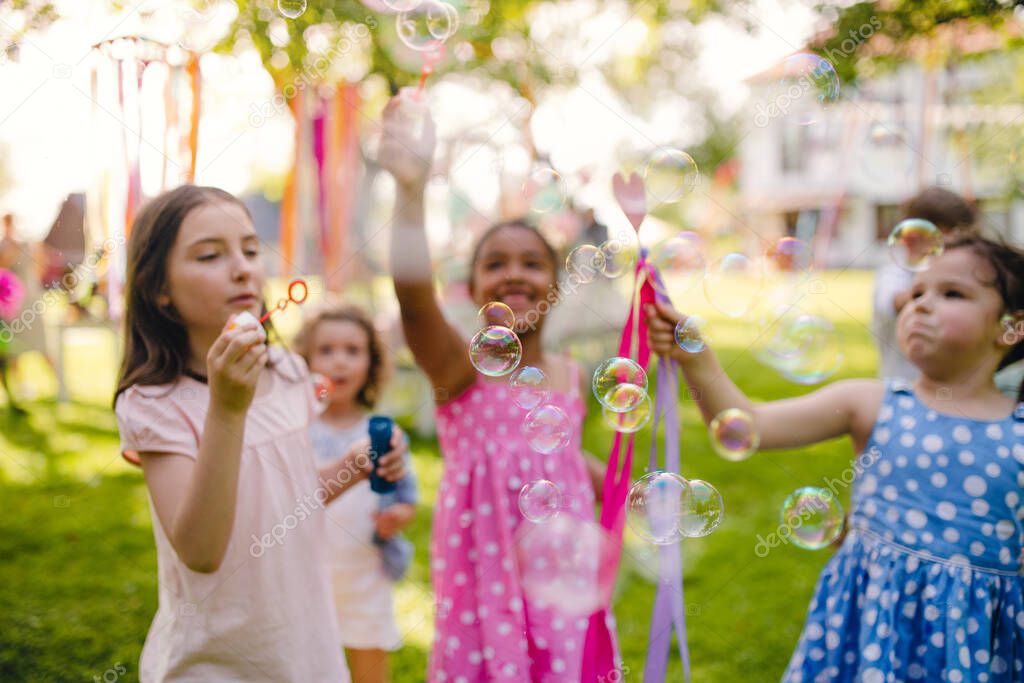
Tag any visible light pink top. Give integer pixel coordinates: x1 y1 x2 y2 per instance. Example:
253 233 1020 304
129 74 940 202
114 350 349 683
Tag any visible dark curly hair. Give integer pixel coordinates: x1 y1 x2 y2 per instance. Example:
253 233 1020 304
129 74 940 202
944 232 1024 400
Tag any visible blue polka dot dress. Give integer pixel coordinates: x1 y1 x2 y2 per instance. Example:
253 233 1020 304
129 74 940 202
784 381 1024 683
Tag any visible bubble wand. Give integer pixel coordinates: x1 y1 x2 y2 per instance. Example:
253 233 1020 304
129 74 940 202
416 42 444 94
259 278 309 324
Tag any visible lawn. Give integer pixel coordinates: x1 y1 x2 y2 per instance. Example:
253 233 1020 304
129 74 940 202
0 271 878 681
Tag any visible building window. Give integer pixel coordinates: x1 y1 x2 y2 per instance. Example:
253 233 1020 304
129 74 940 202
781 122 809 174
876 203 902 241
784 209 822 238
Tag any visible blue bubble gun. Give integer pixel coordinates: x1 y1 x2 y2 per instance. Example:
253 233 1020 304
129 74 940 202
368 416 397 494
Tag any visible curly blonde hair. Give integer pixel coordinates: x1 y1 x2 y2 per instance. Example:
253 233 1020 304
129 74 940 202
294 304 389 409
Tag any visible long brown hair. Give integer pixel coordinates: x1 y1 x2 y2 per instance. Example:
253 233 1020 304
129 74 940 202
945 233 1024 401
113 185 267 406
293 304 390 409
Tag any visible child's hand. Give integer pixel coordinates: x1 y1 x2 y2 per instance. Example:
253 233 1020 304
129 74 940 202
377 89 436 192
207 314 268 415
644 301 693 361
342 429 409 482
375 428 409 483
374 503 416 539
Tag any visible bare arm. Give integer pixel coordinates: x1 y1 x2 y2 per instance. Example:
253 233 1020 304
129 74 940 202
379 92 475 399
315 431 408 506
140 320 267 573
645 301 880 451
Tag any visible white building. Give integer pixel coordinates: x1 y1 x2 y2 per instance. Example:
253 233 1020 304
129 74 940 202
739 47 1024 269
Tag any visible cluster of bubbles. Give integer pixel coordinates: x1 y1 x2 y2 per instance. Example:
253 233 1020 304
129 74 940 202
626 471 724 545
780 486 845 550
887 218 944 272
566 240 638 283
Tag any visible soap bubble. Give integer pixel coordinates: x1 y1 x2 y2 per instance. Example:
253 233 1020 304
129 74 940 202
678 479 724 538
523 167 567 214
887 218 943 272
522 404 572 453
780 487 844 550
469 325 522 377
602 394 652 433
627 471 691 545
278 0 307 18
310 373 334 409
396 0 459 52
770 53 840 126
772 314 843 385
382 0 423 10
599 239 636 279
509 366 548 411
766 237 812 275
478 301 515 329
649 232 706 295
862 121 916 182
515 514 616 617
592 357 647 413
709 408 759 461
518 480 561 523
644 148 699 206
566 244 605 284
703 253 763 318
674 315 708 353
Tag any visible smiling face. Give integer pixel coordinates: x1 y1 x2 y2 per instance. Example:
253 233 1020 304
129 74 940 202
469 224 558 334
159 201 264 339
896 247 1007 375
307 318 372 409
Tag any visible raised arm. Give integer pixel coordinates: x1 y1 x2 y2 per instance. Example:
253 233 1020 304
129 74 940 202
645 301 881 453
378 92 475 399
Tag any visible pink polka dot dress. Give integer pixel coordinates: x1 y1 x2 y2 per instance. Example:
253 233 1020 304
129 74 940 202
429 363 597 682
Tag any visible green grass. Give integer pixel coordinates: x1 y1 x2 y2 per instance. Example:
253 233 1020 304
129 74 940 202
0 271 878 681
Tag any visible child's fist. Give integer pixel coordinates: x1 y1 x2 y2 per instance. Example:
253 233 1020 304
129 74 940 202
378 89 436 192
374 503 416 540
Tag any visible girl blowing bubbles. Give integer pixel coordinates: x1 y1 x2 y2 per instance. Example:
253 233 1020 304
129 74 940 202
378 92 610 682
296 305 418 683
113 186 406 682
646 233 1024 682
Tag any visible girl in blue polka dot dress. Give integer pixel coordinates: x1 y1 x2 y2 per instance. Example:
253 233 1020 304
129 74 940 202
645 232 1024 682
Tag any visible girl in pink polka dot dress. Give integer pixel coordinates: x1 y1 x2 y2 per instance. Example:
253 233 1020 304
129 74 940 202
378 93 610 681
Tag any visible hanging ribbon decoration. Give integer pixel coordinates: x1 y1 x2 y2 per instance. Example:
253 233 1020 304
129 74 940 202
582 172 691 683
